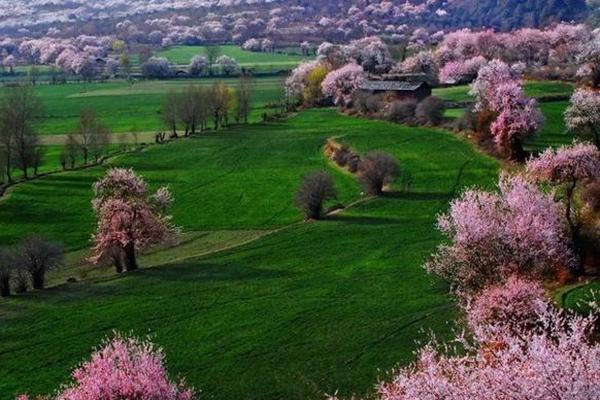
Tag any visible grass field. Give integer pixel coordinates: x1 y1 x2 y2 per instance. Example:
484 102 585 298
8 77 286 136
433 80 574 103
156 45 304 73
0 109 499 399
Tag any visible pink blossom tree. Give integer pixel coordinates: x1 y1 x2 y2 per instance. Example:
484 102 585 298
396 51 439 85
91 168 178 272
470 60 542 160
464 275 548 337
321 63 365 107
365 294 600 400
426 174 573 293
439 56 487 84
18 334 195 400
527 142 600 272
564 88 600 148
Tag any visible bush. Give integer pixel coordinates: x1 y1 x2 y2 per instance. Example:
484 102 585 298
454 109 478 132
358 152 399 195
415 96 445 125
18 236 64 290
385 100 417 124
295 171 337 220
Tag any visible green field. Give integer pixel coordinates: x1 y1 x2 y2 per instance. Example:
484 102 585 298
156 45 304 72
6 77 285 136
0 109 500 399
433 80 574 103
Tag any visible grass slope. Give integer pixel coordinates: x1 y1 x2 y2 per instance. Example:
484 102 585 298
0 110 499 399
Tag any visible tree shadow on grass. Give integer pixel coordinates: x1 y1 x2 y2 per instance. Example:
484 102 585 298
382 191 453 202
325 214 400 226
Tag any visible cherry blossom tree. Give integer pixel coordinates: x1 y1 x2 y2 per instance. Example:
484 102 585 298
396 51 439 85
216 55 239 76
527 142 600 272
564 88 600 148
285 60 322 100
426 174 574 293
91 168 178 272
18 334 195 400
343 36 393 73
470 60 542 159
321 63 365 107
439 56 487 84
365 293 600 400
188 55 208 77
141 57 172 79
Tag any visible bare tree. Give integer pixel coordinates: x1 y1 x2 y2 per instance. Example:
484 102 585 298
205 45 221 73
235 73 253 124
89 122 110 163
64 134 79 169
18 236 64 290
76 108 98 164
0 85 43 180
295 171 337 220
162 90 180 138
358 151 399 195
0 149 7 184
32 145 45 176
209 83 232 129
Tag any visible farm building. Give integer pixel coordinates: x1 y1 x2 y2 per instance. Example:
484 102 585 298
358 80 432 102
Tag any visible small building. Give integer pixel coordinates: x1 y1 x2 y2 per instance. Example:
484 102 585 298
358 80 432 102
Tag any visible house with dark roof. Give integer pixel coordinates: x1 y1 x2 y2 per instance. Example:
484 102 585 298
358 80 432 102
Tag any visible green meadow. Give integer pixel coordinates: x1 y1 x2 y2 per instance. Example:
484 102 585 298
14 77 285 136
433 80 574 103
156 45 304 72
0 109 500 399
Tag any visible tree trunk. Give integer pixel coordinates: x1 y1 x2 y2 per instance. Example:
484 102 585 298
591 125 599 150
565 179 585 275
32 270 44 290
0 277 10 297
124 242 138 271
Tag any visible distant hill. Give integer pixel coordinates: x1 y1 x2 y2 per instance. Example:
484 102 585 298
435 0 589 30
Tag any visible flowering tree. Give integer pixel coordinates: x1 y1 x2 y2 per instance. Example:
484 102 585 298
242 38 261 52
141 57 172 79
91 168 178 272
426 174 573 293
367 295 600 400
188 55 208 77
321 63 365 107
19 334 195 400
439 56 487 84
564 88 600 148
464 275 548 337
285 60 322 100
527 142 600 271
343 36 392 73
396 51 439 85
216 55 239 76
470 60 542 159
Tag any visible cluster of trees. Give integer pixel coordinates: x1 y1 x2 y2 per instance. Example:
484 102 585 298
296 151 399 220
161 77 252 137
0 85 44 184
0 236 64 297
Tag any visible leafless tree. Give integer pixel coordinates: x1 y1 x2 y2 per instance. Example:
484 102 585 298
358 151 399 195
0 85 43 180
295 171 337 220
18 236 64 290
64 134 79 169
162 90 180 138
235 73 253 124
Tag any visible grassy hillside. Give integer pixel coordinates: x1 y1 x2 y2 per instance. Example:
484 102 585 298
0 109 499 399
156 45 304 72
4 77 285 136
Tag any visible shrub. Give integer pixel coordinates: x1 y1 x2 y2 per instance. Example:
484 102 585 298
454 109 478 133
385 100 417 124
18 236 64 290
295 171 337 220
415 96 445 125
358 152 399 195
365 95 382 114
